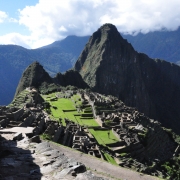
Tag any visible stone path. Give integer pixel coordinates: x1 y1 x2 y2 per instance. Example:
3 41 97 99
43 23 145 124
0 127 34 134
49 142 159 180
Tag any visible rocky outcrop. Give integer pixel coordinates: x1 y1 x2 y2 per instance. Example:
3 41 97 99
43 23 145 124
15 61 53 97
74 24 180 134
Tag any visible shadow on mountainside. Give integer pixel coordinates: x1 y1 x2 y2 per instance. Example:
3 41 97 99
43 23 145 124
0 134 42 180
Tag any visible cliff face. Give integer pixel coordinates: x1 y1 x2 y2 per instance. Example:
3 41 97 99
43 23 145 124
53 70 89 89
74 24 180 133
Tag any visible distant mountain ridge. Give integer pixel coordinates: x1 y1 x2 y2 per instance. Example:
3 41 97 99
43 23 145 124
74 23 180 134
123 27 180 63
1 27 180 105
0 36 89 105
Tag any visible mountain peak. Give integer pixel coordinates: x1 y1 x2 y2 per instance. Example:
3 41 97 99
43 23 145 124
74 24 180 134
74 24 134 87
15 61 53 97
98 23 118 32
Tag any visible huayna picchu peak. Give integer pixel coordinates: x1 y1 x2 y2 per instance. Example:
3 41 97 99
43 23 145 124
74 23 180 134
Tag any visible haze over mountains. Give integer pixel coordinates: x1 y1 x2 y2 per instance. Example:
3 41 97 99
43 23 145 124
1 26 180 105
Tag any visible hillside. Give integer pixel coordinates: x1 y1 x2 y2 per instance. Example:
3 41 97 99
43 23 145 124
74 24 180 134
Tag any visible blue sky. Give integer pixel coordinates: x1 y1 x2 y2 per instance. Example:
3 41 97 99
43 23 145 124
0 0 180 49
0 0 37 35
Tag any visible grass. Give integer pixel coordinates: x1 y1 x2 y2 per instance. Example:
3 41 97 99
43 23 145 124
42 93 99 127
43 95 77 126
89 129 119 146
103 153 117 165
51 98 75 109
40 133 52 140
80 119 100 127
64 111 79 124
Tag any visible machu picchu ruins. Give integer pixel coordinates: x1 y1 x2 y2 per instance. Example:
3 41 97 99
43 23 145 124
0 86 180 179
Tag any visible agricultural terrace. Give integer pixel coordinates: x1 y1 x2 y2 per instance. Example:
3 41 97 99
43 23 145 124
42 91 119 165
43 92 100 127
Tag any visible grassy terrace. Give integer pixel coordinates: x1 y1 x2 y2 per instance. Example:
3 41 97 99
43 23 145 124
42 92 118 165
89 129 119 146
42 93 100 127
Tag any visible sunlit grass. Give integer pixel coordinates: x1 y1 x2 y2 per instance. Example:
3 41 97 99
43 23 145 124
103 153 117 165
89 129 119 145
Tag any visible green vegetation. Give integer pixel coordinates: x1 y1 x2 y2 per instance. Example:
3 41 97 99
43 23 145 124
89 129 119 146
119 153 128 157
42 92 100 127
39 82 59 94
9 89 30 108
161 160 180 179
40 133 52 140
41 92 120 165
103 153 117 165
104 119 112 126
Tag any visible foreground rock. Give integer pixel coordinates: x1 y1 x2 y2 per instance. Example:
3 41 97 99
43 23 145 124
0 135 107 180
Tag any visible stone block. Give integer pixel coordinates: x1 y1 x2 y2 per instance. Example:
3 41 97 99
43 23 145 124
13 132 22 141
30 135 41 143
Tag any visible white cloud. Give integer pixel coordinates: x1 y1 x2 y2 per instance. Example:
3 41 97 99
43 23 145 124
0 33 31 48
1 0 180 48
8 18 18 23
0 11 8 23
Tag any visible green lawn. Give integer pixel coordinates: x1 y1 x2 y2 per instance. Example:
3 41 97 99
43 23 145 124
103 153 117 165
80 119 100 127
43 95 76 126
89 129 119 146
43 94 98 127
64 111 79 124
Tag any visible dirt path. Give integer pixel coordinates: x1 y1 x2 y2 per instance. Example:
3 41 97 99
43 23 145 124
49 141 159 180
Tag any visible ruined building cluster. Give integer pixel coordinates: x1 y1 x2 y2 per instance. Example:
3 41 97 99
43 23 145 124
0 88 179 178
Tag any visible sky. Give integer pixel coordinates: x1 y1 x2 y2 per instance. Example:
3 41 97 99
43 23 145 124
0 0 180 49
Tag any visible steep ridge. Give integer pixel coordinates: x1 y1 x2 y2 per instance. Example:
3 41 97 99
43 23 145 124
74 24 180 134
15 61 53 97
15 61 88 97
